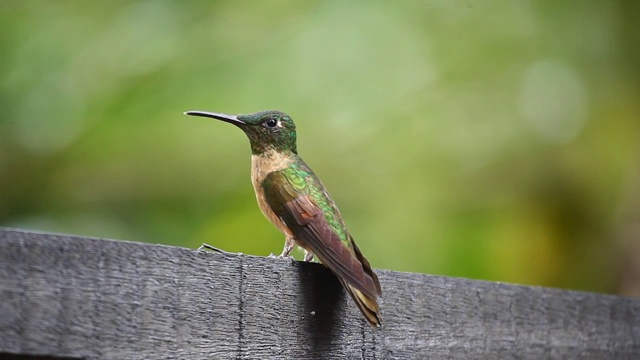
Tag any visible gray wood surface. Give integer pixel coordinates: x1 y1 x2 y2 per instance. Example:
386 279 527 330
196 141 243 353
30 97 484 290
0 227 638 359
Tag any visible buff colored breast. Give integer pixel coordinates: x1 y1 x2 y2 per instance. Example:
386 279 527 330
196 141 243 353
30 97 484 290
250 150 296 236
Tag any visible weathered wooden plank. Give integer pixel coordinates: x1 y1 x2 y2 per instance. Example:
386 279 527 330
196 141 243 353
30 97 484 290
0 227 638 359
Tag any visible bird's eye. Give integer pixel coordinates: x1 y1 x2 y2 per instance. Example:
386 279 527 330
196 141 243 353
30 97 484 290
265 118 278 128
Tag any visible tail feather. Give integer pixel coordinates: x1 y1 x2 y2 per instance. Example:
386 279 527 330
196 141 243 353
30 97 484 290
340 278 382 328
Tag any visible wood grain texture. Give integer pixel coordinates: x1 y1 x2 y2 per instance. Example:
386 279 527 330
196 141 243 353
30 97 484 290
0 227 638 359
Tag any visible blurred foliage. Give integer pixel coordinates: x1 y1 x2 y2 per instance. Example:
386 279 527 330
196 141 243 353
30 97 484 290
1 1 639 295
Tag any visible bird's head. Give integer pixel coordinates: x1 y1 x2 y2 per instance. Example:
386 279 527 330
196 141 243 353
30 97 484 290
185 110 298 154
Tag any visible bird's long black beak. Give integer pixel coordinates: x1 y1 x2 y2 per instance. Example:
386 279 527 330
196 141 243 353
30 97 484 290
184 111 246 126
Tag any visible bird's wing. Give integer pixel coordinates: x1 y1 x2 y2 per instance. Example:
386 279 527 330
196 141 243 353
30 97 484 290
262 167 380 299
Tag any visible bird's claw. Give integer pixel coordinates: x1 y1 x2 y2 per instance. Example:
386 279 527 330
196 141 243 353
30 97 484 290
303 252 314 262
269 252 295 261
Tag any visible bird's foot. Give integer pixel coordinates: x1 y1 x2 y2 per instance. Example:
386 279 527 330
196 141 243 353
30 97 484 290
303 252 314 262
269 252 295 261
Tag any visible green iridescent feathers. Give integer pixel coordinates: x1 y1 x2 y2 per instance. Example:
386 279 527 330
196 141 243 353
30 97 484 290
267 162 350 246
261 161 381 300
236 111 298 154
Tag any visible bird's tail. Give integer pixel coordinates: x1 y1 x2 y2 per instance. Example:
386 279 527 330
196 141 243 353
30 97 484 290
339 278 382 328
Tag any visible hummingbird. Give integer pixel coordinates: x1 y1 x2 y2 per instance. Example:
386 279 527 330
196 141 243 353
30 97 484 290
185 109 382 328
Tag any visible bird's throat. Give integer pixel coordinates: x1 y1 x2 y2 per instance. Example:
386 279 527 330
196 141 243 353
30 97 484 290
250 150 297 184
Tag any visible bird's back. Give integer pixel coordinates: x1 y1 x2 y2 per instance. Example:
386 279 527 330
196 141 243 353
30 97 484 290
260 155 382 326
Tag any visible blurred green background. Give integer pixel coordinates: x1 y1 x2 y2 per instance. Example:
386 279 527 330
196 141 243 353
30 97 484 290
1 1 639 296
